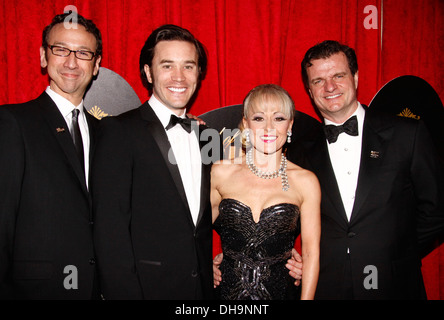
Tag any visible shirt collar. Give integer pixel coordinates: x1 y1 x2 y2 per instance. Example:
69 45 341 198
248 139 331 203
148 95 187 129
45 86 84 118
324 102 365 137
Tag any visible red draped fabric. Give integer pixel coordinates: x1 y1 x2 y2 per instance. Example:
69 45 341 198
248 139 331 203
1 0 443 299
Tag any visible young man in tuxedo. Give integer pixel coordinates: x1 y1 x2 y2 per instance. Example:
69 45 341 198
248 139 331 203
286 40 444 299
91 24 214 299
0 13 102 299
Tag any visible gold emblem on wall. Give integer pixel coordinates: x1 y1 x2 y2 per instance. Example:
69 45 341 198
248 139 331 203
88 106 109 120
220 127 243 160
397 108 420 120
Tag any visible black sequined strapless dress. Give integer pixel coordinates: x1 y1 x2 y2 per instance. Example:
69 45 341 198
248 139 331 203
214 198 300 300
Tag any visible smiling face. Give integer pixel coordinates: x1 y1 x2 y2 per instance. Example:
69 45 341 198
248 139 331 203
144 40 199 115
40 23 101 106
242 96 293 156
306 52 358 123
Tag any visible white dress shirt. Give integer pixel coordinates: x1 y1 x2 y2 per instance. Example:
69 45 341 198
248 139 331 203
149 95 202 225
46 87 90 187
324 103 365 222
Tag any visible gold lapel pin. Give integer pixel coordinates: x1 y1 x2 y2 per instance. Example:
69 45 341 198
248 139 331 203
56 127 65 133
370 150 380 158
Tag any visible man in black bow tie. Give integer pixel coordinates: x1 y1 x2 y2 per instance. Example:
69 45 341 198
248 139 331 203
323 115 358 143
285 40 444 299
91 25 214 299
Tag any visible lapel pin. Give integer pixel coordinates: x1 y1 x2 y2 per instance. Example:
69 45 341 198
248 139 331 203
56 127 65 133
370 150 380 158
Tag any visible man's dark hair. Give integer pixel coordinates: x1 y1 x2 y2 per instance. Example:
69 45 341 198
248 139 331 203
42 12 102 57
301 40 358 88
139 24 208 90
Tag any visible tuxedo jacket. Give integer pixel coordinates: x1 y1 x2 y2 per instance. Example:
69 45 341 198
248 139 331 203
287 107 444 300
91 102 214 300
0 92 99 299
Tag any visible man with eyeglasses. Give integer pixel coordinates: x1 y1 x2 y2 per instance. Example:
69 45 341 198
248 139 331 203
0 12 101 299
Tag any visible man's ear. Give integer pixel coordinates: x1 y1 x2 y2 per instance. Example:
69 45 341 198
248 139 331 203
308 88 314 100
354 71 359 90
144 64 153 84
93 55 102 76
40 46 48 68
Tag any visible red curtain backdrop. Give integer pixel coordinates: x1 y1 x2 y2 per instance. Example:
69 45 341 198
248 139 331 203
1 0 443 299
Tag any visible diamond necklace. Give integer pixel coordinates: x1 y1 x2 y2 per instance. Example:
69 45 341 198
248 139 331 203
246 148 289 191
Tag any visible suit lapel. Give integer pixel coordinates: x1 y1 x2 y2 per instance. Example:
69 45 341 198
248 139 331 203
85 110 98 164
349 111 394 223
37 93 88 193
140 103 192 218
302 109 395 226
305 133 349 225
85 110 99 193
195 125 211 228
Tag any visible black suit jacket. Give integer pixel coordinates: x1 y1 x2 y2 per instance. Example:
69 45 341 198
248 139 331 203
0 92 98 299
287 107 444 299
91 102 214 300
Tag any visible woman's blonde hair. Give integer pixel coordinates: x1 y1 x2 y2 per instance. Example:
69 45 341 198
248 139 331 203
239 84 296 147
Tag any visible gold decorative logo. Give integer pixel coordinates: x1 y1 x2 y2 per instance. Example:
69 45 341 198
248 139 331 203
88 106 109 120
397 108 420 120
220 127 242 160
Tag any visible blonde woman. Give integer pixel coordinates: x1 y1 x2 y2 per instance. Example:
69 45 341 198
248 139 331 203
211 84 321 300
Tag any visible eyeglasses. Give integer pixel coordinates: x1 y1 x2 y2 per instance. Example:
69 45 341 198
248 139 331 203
48 45 96 61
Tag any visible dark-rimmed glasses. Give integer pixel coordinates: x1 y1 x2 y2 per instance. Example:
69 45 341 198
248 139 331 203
48 45 96 61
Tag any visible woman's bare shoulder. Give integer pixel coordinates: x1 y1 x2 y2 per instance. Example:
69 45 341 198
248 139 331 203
212 157 244 174
286 160 319 185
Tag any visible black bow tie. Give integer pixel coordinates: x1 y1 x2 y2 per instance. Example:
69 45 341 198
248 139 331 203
323 115 358 144
165 114 194 133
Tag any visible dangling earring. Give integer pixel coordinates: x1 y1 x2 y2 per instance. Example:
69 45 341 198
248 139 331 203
287 131 292 143
245 129 250 145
